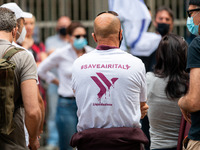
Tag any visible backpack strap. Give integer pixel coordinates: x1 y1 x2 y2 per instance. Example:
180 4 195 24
2 46 25 110
3 46 24 61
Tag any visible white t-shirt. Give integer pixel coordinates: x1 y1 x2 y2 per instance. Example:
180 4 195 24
72 48 147 132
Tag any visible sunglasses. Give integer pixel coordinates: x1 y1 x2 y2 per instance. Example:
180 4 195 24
74 34 87 39
187 8 200 17
97 11 118 17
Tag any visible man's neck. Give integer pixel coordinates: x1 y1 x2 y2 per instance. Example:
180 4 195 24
26 35 33 39
96 45 118 50
97 41 119 47
0 31 12 43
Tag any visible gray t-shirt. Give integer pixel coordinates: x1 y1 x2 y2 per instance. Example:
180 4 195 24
146 72 181 149
0 39 38 149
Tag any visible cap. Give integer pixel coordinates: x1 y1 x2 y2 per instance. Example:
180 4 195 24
189 0 200 6
1 3 32 19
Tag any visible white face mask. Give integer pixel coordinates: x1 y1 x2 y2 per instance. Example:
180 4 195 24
16 26 27 44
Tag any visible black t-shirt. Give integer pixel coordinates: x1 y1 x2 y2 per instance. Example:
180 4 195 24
187 36 200 70
187 36 200 141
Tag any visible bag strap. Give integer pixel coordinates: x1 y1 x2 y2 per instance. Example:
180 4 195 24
2 46 25 110
2 46 24 61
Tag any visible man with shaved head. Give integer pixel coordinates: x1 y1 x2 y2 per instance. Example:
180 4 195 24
70 11 148 150
93 11 122 46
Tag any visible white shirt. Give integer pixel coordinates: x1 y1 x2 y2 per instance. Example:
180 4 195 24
72 48 147 132
45 34 69 52
38 44 93 97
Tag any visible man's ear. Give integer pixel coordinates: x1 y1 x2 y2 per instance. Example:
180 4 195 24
12 26 18 39
120 29 123 41
92 33 97 43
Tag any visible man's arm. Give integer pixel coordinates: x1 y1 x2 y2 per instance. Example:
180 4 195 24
178 68 200 113
140 102 148 119
21 79 42 150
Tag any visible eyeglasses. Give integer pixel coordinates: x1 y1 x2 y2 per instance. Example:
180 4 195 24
187 8 200 17
97 11 118 17
74 34 87 39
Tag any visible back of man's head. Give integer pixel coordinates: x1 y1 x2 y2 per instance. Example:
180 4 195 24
0 7 16 32
94 12 121 39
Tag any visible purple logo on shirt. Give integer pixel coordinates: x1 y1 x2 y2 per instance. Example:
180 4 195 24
91 73 118 103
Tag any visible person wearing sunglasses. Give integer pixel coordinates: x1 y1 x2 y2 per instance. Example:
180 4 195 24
44 16 72 150
70 11 149 150
38 22 93 150
186 2 200 35
178 0 200 150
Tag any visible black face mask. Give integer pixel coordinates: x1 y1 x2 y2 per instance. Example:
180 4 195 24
58 27 67 36
156 23 170 36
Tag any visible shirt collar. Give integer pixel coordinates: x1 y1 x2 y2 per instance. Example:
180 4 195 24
0 39 12 45
96 45 119 50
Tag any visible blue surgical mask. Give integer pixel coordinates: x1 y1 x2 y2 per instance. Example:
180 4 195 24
73 38 87 50
187 11 200 35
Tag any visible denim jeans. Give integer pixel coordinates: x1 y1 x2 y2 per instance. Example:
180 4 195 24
56 96 78 150
47 83 59 146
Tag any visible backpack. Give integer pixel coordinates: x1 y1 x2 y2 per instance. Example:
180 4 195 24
0 46 24 135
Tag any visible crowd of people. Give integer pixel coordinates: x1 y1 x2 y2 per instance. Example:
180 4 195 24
0 0 200 150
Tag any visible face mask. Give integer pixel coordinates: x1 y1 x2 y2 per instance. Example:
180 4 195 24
156 23 170 36
16 26 27 44
73 38 87 50
58 27 67 36
187 17 199 35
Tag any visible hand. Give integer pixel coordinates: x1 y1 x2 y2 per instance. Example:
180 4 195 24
39 52 47 61
47 49 55 56
28 137 40 150
52 79 59 86
140 102 148 119
180 108 191 124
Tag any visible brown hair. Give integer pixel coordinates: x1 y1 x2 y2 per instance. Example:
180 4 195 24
155 6 174 21
154 33 189 99
67 22 85 35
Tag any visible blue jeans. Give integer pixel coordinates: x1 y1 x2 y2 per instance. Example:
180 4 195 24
56 96 78 150
47 83 59 146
